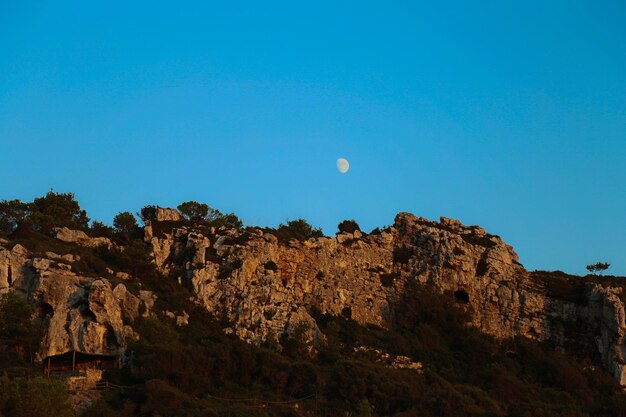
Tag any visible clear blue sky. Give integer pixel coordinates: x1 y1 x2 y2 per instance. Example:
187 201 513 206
1 1 625 275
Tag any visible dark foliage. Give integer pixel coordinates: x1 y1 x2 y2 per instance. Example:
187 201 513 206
531 271 587 304
0 292 45 365
587 262 611 276
90 220 116 237
338 219 361 234
113 212 138 235
0 192 89 236
177 201 210 223
176 201 243 229
137 205 157 223
82 284 626 417
1 193 625 416
30 192 90 234
0 374 73 417
276 219 324 242
0 200 29 235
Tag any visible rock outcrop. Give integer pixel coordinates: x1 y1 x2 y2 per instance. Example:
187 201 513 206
145 212 626 386
55 227 113 249
2 210 626 386
0 244 154 360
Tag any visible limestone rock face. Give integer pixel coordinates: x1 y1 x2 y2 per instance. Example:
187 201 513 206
55 227 113 249
147 211 626 386
155 208 183 222
0 245 154 360
4 213 626 387
0 244 35 293
587 285 626 385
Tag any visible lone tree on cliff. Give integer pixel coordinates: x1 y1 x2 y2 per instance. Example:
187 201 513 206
586 262 610 276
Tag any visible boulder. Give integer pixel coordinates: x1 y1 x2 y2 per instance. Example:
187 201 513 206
155 208 183 222
54 227 113 249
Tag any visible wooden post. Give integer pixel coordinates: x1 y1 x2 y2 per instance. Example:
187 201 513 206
72 350 76 372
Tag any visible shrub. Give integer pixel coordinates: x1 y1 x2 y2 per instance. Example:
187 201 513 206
177 201 209 223
177 201 243 229
90 220 115 237
0 192 89 236
209 212 243 229
29 191 89 234
138 205 158 223
277 219 324 241
338 219 361 234
0 200 29 235
281 322 313 358
113 212 138 235
0 374 73 417
0 292 45 363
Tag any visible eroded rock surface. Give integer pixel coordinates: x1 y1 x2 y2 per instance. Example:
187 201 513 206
146 212 626 386
0 245 154 360
55 227 113 249
2 210 626 387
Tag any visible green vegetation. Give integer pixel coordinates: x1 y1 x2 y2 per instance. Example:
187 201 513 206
29 192 90 234
338 219 361 234
138 201 244 229
177 201 211 223
0 292 45 366
0 192 88 236
80 285 626 417
1 192 626 416
113 212 138 235
0 293 71 417
137 205 158 223
0 374 73 417
587 262 611 276
0 200 29 235
276 219 324 241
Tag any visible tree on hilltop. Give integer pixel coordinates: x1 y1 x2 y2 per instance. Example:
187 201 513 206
0 192 89 235
29 191 89 234
177 201 209 223
586 262 610 276
0 200 30 235
113 212 138 235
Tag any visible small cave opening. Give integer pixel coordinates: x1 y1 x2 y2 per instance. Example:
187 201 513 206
7 264 12 286
80 305 97 321
37 302 54 319
454 289 470 304
341 306 352 319
264 261 278 272
104 326 118 350
475 258 488 277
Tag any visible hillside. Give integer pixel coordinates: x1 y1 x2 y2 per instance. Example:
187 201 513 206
1 192 626 417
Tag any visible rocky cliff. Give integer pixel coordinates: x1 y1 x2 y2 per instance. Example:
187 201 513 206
0 240 155 361
1 210 625 386
146 211 626 386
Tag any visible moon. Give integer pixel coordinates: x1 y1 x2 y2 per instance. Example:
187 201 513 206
336 158 350 174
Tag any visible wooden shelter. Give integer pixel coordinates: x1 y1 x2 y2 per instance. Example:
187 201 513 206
44 351 118 376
